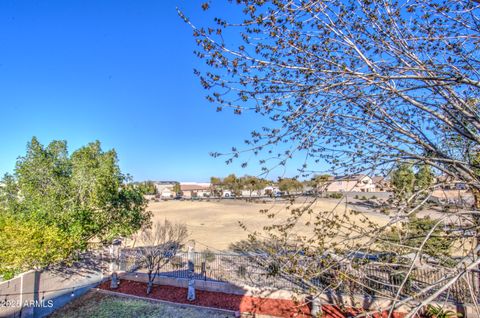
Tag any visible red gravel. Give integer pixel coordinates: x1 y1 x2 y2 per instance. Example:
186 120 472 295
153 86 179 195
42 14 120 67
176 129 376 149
98 280 406 318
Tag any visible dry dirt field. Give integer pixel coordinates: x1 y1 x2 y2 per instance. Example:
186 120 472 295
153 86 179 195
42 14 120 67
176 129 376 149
134 197 392 251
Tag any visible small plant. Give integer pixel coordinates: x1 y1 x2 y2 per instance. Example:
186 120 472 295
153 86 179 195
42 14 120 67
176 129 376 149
371 195 377 199
202 249 216 263
425 304 462 318
266 261 280 277
361 195 367 200
328 192 343 199
354 195 359 199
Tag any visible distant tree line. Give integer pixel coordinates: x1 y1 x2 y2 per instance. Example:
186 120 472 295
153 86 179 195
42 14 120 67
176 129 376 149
210 174 269 197
210 174 308 197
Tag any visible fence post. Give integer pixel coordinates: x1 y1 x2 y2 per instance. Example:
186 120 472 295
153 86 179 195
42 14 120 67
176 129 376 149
201 261 206 281
109 240 121 289
187 241 196 301
308 295 322 318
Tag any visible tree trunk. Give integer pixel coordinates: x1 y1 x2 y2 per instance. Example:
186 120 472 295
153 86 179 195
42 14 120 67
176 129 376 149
147 280 153 294
110 272 119 289
146 270 154 294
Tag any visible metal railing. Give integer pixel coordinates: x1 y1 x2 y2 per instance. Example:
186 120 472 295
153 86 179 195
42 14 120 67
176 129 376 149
117 249 479 304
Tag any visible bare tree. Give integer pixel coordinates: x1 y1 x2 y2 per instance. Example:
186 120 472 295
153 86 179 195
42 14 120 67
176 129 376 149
136 220 188 294
180 0 480 315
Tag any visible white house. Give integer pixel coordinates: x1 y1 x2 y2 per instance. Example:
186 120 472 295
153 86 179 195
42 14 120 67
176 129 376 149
240 189 263 197
154 182 177 199
326 175 376 192
160 188 175 199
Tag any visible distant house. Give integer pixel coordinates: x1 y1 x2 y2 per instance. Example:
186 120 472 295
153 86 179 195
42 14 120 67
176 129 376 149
154 182 177 199
160 188 175 199
326 175 375 192
240 189 263 197
372 176 391 192
180 183 211 198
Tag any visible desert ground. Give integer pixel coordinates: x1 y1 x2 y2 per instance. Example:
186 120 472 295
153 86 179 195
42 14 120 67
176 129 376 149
123 190 473 255
135 194 394 251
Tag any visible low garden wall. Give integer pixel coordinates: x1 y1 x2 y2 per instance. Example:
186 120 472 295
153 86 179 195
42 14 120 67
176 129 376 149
0 268 103 318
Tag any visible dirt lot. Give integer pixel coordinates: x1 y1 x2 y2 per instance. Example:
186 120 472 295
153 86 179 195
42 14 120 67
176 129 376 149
132 196 392 251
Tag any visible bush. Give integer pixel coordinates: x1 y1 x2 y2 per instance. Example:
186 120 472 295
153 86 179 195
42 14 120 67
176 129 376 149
328 192 343 199
266 262 280 277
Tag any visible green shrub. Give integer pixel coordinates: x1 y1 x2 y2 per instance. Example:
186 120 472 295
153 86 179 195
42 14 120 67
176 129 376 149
425 304 462 318
328 192 343 199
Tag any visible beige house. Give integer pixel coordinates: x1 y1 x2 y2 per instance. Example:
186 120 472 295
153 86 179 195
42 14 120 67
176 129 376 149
326 175 376 192
180 183 211 198
154 182 177 199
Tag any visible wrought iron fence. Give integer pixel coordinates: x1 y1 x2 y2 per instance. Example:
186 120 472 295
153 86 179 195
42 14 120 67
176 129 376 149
117 249 479 304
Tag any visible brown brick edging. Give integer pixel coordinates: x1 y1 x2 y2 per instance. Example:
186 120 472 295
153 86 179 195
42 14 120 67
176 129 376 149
112 272 477 317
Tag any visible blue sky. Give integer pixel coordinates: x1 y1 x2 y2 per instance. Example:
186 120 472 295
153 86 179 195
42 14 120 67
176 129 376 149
0 0 312 181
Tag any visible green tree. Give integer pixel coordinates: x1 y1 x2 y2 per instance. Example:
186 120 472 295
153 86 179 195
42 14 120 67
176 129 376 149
415 164 434 191
0 215 76 279
0 137 151 277
278 178 303 195
391 163 416 201
172 182 181 195
240 175 268 197
306 175 331 197
384 216 453 259
210 176 222 197
223 174 242 196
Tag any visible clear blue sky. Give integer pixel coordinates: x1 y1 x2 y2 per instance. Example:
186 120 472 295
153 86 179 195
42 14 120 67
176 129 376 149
0 0 308 182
